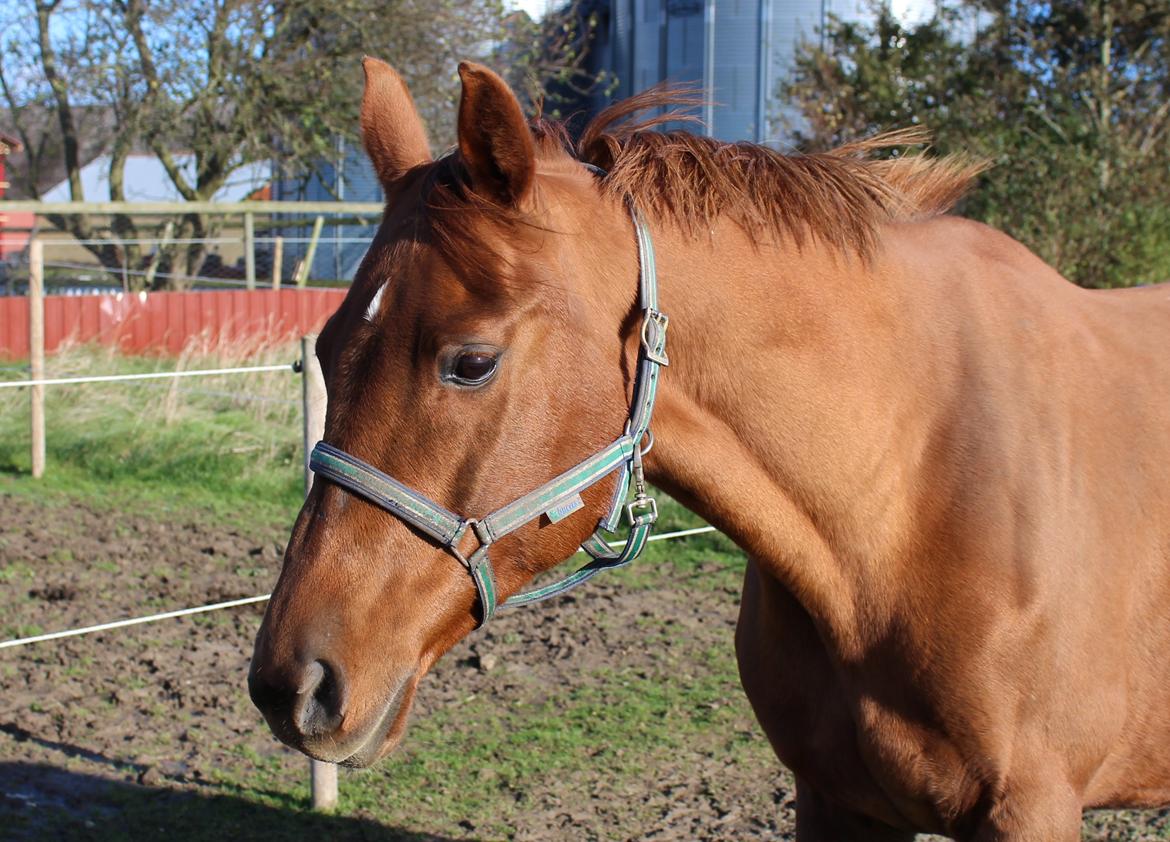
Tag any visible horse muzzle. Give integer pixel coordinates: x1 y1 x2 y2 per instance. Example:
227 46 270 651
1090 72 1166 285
248 644 415 766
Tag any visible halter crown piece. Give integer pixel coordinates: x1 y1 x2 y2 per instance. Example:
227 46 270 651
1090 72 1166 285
309 196 667 628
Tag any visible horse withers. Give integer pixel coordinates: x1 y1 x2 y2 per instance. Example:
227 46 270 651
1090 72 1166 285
248 58 1170 840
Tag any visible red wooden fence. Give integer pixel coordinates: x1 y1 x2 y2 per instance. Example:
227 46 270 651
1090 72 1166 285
0 288 347 359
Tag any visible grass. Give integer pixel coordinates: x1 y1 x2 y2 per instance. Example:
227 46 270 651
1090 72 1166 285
340 667 754 838
0 341 306 526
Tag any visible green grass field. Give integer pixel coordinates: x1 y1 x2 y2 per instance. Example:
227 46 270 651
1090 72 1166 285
0 343 306 524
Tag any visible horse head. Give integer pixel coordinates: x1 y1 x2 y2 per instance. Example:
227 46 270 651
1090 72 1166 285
248 59 647 766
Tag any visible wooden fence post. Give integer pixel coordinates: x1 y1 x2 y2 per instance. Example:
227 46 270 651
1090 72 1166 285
244 212 256 290
272 235 283 290
300 333 338 811
297 215 325 287
144 220 174 290
29 238 45 479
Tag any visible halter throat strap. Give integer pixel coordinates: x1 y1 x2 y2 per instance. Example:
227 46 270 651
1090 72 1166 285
309 205 667 627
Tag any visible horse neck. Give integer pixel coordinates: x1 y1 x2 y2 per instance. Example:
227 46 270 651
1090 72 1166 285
640 219 940 651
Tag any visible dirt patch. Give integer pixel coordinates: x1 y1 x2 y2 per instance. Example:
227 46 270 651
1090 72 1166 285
0 493 1167 840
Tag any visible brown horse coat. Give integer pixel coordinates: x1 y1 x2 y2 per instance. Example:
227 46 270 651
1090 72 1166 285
249 59 1170 840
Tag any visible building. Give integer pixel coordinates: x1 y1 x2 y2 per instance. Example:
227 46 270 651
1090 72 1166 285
271 141 382 282
577 0 882 145
0 132 34 261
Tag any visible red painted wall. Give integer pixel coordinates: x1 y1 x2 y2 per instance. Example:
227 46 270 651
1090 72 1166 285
0 211 34 258
0 288 347 359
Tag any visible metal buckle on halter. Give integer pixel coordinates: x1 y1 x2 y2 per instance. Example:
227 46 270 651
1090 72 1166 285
640 310 670 367
625 495 658 527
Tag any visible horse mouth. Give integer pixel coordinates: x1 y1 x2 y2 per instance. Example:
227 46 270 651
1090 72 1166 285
276 669 418 768
332 673 419 768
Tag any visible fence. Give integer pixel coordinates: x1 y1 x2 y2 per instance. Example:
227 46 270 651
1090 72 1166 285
0 199 383 290
4 237 346 474
0 286 347 358
0 210 364 807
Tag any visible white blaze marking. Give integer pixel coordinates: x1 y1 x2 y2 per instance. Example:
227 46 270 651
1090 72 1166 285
364 283 387 322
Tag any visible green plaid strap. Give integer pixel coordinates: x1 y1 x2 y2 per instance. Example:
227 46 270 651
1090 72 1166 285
467 549 498 624
502 520 653 609
310 442 463 545
481 436 635 541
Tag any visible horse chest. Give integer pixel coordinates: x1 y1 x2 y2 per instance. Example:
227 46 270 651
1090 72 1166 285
736 562 976 832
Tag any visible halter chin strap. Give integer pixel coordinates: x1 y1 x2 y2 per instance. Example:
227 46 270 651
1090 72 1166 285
309 204 667 627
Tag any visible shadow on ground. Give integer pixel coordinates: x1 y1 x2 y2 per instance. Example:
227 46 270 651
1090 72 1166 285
0 762 463 842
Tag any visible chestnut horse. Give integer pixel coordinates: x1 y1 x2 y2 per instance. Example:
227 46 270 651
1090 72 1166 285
249 58 1170 840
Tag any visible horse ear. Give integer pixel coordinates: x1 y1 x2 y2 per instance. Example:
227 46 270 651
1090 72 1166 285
457 62 535 205
361 57 432 190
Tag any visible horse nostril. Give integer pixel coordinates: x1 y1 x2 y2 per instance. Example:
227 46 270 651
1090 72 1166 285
293 659 348 737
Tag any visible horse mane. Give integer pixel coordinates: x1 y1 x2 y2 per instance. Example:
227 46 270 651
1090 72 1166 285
570 87 989 255
417 87 987 287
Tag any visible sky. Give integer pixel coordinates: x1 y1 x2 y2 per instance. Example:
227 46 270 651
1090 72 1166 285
510 0 551 19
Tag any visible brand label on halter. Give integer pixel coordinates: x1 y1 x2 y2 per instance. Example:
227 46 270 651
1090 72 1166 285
544 494 585 524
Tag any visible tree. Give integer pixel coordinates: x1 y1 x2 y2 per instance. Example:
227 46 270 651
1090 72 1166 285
499 3 615 120
787 1 1170 288
1 0 579 289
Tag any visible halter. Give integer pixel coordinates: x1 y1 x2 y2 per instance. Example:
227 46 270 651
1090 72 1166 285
309 202 667 628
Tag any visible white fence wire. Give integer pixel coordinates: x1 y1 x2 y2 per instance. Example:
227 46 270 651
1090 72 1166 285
0 363 294 390
0 526 719 651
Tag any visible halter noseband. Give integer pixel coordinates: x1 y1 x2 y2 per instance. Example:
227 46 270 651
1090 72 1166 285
309 199 667 628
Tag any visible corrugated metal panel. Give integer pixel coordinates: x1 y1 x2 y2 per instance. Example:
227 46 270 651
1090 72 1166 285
576 0 875 147
634 0 664 108
331 143 380 281
666 4 705 84
273 142 378 283
0 289 346 359
612 0 634 98
711 0 762 141
767 0 827 143
663 2 706 131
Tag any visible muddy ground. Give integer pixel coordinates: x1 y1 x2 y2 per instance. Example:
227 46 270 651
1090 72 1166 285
1 493 1167 840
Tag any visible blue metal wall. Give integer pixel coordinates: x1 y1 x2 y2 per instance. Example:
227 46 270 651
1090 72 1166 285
583 0 868 145
272 140 381 282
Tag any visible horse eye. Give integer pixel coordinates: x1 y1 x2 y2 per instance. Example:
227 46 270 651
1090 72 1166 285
443 347 499 387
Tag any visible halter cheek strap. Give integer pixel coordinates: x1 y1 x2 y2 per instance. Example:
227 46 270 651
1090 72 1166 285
309 204 667 627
